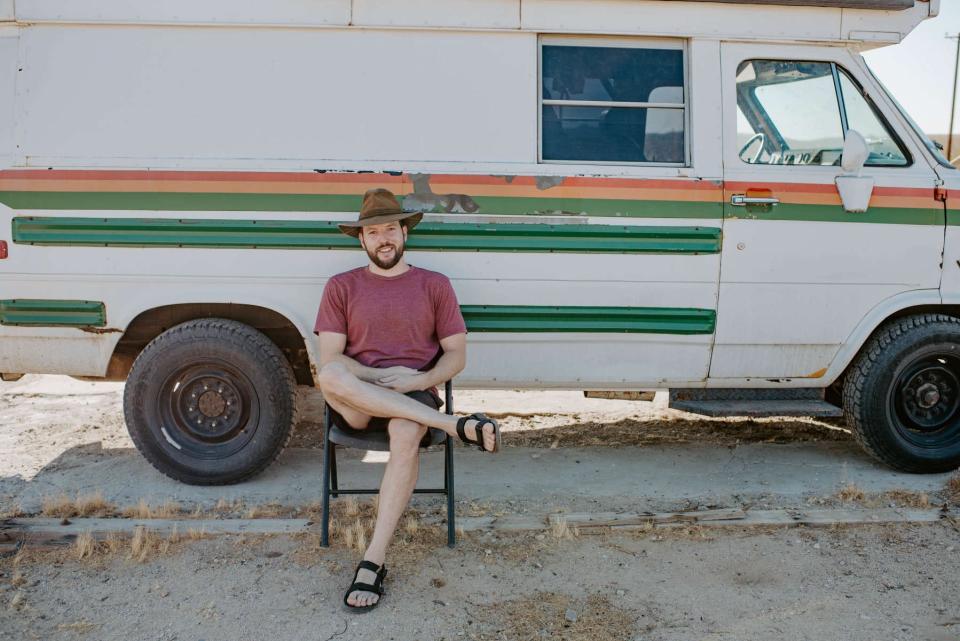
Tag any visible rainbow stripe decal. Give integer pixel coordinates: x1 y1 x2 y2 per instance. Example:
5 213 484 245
0 169 944 225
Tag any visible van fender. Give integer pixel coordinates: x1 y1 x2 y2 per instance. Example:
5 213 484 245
821 288 942 386
108 296 321 384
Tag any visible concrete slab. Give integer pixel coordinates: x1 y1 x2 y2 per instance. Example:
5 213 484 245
3 441 953 515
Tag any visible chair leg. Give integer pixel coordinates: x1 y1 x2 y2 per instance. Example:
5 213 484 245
445 434 455 547
445 380 456 547
321 404 332 547
330 442 339 498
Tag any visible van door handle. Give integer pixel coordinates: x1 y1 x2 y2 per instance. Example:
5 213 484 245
730 194 780 207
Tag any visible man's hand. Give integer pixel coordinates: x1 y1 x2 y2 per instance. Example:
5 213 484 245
376 366 427 394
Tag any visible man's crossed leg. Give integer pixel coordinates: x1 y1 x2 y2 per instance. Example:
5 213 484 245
319 361 496 608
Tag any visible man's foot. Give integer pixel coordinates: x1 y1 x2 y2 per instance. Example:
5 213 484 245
343 559 386 611
456 414 500 452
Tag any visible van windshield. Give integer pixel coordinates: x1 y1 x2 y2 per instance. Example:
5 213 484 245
863 60 955 170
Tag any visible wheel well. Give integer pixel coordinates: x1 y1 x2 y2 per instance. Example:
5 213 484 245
829 304 960 401
106 304 313 385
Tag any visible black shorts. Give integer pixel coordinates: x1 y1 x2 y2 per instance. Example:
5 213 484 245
327 389 443 433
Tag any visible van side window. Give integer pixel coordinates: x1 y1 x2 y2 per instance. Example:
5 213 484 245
736 60 909 167
540 40 686 165
836 70 909 167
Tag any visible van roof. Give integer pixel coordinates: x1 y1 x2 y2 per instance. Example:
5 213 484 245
2 0 936 48
666 0 913 8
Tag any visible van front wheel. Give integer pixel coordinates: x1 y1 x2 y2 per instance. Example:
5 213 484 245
123 318 298 485
843 313 960 473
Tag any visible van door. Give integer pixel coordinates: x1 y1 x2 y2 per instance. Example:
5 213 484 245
713 43 944 382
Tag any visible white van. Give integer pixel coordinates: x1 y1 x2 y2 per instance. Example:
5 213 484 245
1 0 957 483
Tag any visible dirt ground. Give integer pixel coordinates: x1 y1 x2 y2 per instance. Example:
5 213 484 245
1 376 959 641
1 520 959 641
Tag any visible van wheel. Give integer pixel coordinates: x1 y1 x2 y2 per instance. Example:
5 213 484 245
843 313 960 473
123 318 298 485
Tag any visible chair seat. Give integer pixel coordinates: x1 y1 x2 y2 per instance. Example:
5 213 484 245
327 424 448 452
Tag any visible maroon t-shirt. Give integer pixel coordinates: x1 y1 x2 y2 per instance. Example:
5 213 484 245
314 266 467 381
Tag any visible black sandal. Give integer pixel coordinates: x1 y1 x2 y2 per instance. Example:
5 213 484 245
455 413 501 453
343 559 387 613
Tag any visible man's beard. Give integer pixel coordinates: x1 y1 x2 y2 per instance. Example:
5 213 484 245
366 240 405 269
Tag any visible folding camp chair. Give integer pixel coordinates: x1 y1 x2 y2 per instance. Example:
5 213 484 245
320 380 456 547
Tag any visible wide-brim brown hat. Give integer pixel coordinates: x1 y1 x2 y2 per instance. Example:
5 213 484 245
338 188 423 237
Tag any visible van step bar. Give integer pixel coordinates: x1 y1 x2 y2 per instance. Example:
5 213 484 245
668 388 843 418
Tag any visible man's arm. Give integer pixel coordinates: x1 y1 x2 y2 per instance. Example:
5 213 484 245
318 331 387 384
377 332 466 392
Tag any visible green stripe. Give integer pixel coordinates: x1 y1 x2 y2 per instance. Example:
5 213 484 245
0 190 941 224
726 202 942 226
0 299 106 327
461 305 715 334
0 191 722 219
12 217 722 254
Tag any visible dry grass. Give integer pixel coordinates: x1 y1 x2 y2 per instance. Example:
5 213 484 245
121 499 153 519
10 571 26 587
881 490 930 509
245 502 294 519
56 621 99 634
75 530 95 560
485 592 636 641
40 491 116 518
153 501 183 518
40 494 75 518
9 591 24 611
0 503 24 519
187 526 209 541
118 499 183 519
549 514 578 541
945 473 960 505
129 526 156 562
75 491 112 517
836 483 865 502
834 485 932 509
104 531 125 555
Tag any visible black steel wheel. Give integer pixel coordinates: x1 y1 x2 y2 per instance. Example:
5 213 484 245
123 318 298 485
843 313 960 473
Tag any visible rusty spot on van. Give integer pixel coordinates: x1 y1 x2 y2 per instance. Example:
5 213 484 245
78 326 121 334
402 174 479 214
806 367 828 378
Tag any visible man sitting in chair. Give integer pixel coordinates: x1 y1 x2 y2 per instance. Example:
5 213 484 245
315 188 501 613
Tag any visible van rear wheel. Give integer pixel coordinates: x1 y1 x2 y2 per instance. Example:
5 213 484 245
123 318 297 485
843 313 960 473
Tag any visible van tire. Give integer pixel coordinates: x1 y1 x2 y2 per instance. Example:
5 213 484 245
123 318 298 485
843 313 960 473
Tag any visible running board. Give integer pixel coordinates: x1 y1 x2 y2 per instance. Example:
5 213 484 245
668 389 843 418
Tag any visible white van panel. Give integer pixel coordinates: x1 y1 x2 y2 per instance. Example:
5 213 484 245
840 4 934 44
15 0 351 26
522 0 840 41
0 29 16 168
352 0 520 29
16 26 536 166
0 1 12 21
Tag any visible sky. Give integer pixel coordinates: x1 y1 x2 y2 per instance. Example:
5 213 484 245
863 1 960 135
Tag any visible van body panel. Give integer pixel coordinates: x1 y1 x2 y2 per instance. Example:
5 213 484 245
15 26 537 166
14 0 352 27
0 28 17 169
11 0 931 43
0 168 724 386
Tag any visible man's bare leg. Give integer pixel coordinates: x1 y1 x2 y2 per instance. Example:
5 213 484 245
319 362 496 451
345 417 426 608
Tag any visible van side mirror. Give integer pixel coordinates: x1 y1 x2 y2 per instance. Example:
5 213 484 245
840 129 869 176
836 129 873 213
